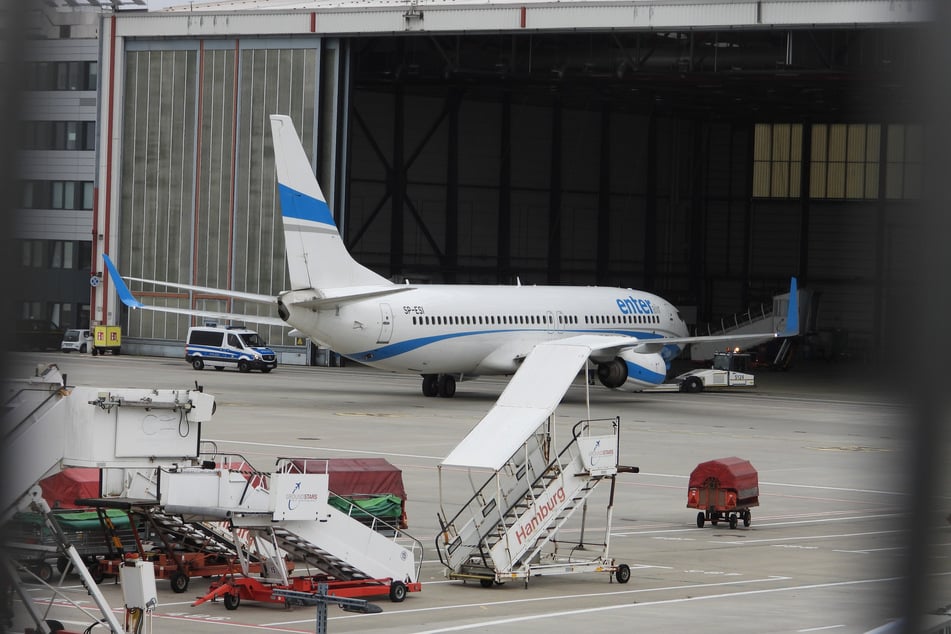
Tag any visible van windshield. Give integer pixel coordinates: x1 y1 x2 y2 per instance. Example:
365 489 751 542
239 332 266 347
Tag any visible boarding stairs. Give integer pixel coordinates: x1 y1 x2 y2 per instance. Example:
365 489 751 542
437 418 624 584
159 458 422 586
1 364 217 634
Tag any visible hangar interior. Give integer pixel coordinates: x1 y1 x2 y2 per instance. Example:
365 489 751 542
110 12 924 360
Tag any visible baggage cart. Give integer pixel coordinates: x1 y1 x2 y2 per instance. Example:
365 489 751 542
91 325 121 356
687 457 759 529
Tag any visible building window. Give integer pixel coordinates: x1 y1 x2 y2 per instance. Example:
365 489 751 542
20 239 89 270
810 124 881 199
753 123 803 198
21 121 96 150
24 61 97 91
885 124 922 199
20 180 94 210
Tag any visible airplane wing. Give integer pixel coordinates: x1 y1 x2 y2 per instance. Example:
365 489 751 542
102 254 287 328
571 276 800 358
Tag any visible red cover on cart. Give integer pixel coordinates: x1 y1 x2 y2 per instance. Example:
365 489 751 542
688 457 758 501
287 458 408 527
39 468 100 509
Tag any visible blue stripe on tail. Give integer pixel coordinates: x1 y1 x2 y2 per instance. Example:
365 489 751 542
278 183 336 228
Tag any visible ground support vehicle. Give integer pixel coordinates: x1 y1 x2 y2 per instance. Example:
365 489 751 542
157 457 423 612
6 508 139 583
436 417 636 588
80 499 286 593
687 457 759 529
60 329 92 353
287 458 409 529
675 350 755 393
91 325 121 355
193 572 419 610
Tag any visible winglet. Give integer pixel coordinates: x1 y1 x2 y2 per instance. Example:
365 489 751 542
102 254 144 309
780 277 799 337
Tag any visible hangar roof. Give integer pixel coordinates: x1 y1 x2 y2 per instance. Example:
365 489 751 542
118 0 930 37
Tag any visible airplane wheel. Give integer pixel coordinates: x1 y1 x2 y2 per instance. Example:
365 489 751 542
683 377 703 393
438 375 456 398
192 358 204 370
389 580 407 602
422 375 438 397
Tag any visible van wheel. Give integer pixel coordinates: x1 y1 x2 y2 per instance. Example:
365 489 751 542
80 344 87 353
192 358 205 370
237 360 250 373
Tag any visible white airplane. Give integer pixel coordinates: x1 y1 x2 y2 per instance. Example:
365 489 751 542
103 114 798 398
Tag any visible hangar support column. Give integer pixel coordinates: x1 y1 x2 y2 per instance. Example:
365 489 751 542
547 97 562 283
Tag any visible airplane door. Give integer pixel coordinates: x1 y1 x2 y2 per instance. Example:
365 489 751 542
377 303 393 344
547 311 563 334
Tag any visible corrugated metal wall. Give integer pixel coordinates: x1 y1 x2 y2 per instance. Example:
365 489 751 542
118 41 320 345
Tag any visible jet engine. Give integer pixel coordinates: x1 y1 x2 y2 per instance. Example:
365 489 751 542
596 349 668 391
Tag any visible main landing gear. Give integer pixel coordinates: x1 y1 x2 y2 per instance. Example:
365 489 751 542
422 374 457 398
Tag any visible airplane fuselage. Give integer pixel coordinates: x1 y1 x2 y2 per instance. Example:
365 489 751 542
282 284 688 377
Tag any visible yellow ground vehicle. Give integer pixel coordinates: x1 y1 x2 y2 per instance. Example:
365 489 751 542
91 325 122 356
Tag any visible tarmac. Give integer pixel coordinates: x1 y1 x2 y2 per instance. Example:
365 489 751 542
4 351 948 634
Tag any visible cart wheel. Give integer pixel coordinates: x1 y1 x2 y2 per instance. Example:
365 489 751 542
743 510 752 527
615 564 631 584
91 348 99 356
696 512 705 528
223 593 240 610
170 571 190 593
56 556 71 574
683 376 703 393
729 513 738 529
44 620 65 633
479 578 494 588
88 562 104 584
710 512 719 526
35 562 53 582
389 580 407 602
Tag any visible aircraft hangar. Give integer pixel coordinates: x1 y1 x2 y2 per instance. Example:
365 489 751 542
91 0 930 358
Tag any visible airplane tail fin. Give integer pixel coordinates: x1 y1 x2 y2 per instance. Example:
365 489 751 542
269 114 392 292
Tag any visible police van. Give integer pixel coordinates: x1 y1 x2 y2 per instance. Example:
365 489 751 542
185 325 277 373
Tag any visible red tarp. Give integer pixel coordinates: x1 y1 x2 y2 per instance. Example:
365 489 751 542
287 458 407 527
688 457 759 501
39 468 100 509
287 458 406 500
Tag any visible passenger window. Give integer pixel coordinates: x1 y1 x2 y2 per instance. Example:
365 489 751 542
228 334 241 348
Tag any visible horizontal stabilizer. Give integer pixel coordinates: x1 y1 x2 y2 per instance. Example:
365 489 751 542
102 254 286 328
